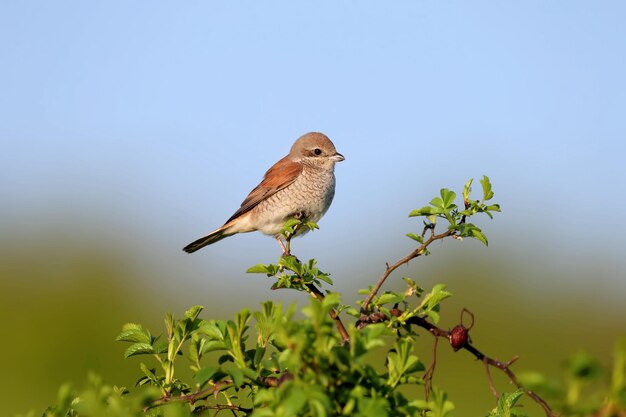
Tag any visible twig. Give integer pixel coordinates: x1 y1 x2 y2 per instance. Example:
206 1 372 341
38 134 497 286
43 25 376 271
422 337 439 400
147 381 231 411
192 404 253 414
483 359 499 398
360 227 455 315
149 373 291 413
480 355 555 417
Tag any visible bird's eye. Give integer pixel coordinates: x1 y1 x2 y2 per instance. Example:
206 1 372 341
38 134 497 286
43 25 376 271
314 148 322 156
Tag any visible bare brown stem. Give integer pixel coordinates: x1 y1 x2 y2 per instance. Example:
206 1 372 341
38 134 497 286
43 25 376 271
483 359 499 398
422 337 439 400
147 381 233 411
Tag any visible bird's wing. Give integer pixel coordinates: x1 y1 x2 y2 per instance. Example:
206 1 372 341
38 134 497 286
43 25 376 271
225 156 302 223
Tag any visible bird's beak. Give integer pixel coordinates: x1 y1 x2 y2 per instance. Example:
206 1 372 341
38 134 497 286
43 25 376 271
332 152 345 162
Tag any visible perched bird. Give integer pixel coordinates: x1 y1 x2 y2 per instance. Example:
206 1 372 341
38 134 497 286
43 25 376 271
183 132 344 254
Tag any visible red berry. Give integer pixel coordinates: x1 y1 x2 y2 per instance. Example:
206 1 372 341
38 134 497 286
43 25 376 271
449 325 469 351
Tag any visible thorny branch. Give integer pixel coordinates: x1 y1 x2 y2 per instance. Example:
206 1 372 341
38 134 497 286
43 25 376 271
357 308 557 417
360 223 454 314
148 381 242 412
149 374 293 413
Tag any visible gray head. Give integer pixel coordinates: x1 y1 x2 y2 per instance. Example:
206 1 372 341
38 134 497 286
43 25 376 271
288 132 345 167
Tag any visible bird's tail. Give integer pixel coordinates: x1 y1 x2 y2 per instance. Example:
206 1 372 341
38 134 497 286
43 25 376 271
183 226 231 253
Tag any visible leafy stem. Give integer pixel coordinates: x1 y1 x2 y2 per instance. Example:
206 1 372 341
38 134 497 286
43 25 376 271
360 175 500 315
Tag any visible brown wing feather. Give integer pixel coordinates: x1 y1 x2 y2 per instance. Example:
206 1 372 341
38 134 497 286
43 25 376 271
225 156 302 223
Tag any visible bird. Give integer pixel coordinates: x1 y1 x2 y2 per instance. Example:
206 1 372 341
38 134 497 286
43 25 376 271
183 132 344 254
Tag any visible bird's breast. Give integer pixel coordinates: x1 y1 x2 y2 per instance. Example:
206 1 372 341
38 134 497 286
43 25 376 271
250 167 336 236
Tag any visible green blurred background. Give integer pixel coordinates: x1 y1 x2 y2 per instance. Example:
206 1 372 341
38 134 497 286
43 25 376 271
1 1 625 416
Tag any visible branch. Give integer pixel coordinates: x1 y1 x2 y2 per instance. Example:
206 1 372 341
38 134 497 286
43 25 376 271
360 225 455 315
147 380 232 411
192 404 253 414
359 308 557 417
480 355 556 417
422 336 439 400
359 185 482 315
148 374 292 413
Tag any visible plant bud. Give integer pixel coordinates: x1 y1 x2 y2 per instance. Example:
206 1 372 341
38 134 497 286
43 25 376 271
449 325 469 351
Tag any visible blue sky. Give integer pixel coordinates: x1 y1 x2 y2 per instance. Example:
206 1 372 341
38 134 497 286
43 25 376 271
1 1 625 294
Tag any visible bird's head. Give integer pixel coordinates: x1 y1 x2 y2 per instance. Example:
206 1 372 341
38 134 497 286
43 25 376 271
290 132 345 168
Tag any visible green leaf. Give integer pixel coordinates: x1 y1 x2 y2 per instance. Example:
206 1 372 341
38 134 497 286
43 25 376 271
430 196 444 209
236 309 251 335
425 284 452 307
471 228 489 246
184 305 203 321
402 277 424 298
417 284 452 322
321 292 342 310
422 309 440 323
153 341 168 354
409 206 438 216
316 273 333 285
254 389 276 405
139 363 160 386
119 323 148 334
252 346 266 367
406 233 424 243
421 388 455 417
463 178 473 203
456 223 489 246
566 350 603 380
387 338 423 387
353 323 388 354
357 396 390 417
281 385 308 416
198 321 225 341
223 363 245 388
487 389 526 417
480 175 494 201
304 220 319 231
377 292 404 306
189 336 203 364
201 340 227 354
281 217 302 235
194 366 219 388
116 326 152 344
278 256 303 275
55 382 74 412
226 310 250 369
612 338 626 396
440 188 457 209
124 343 154 358
247 264 270 274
